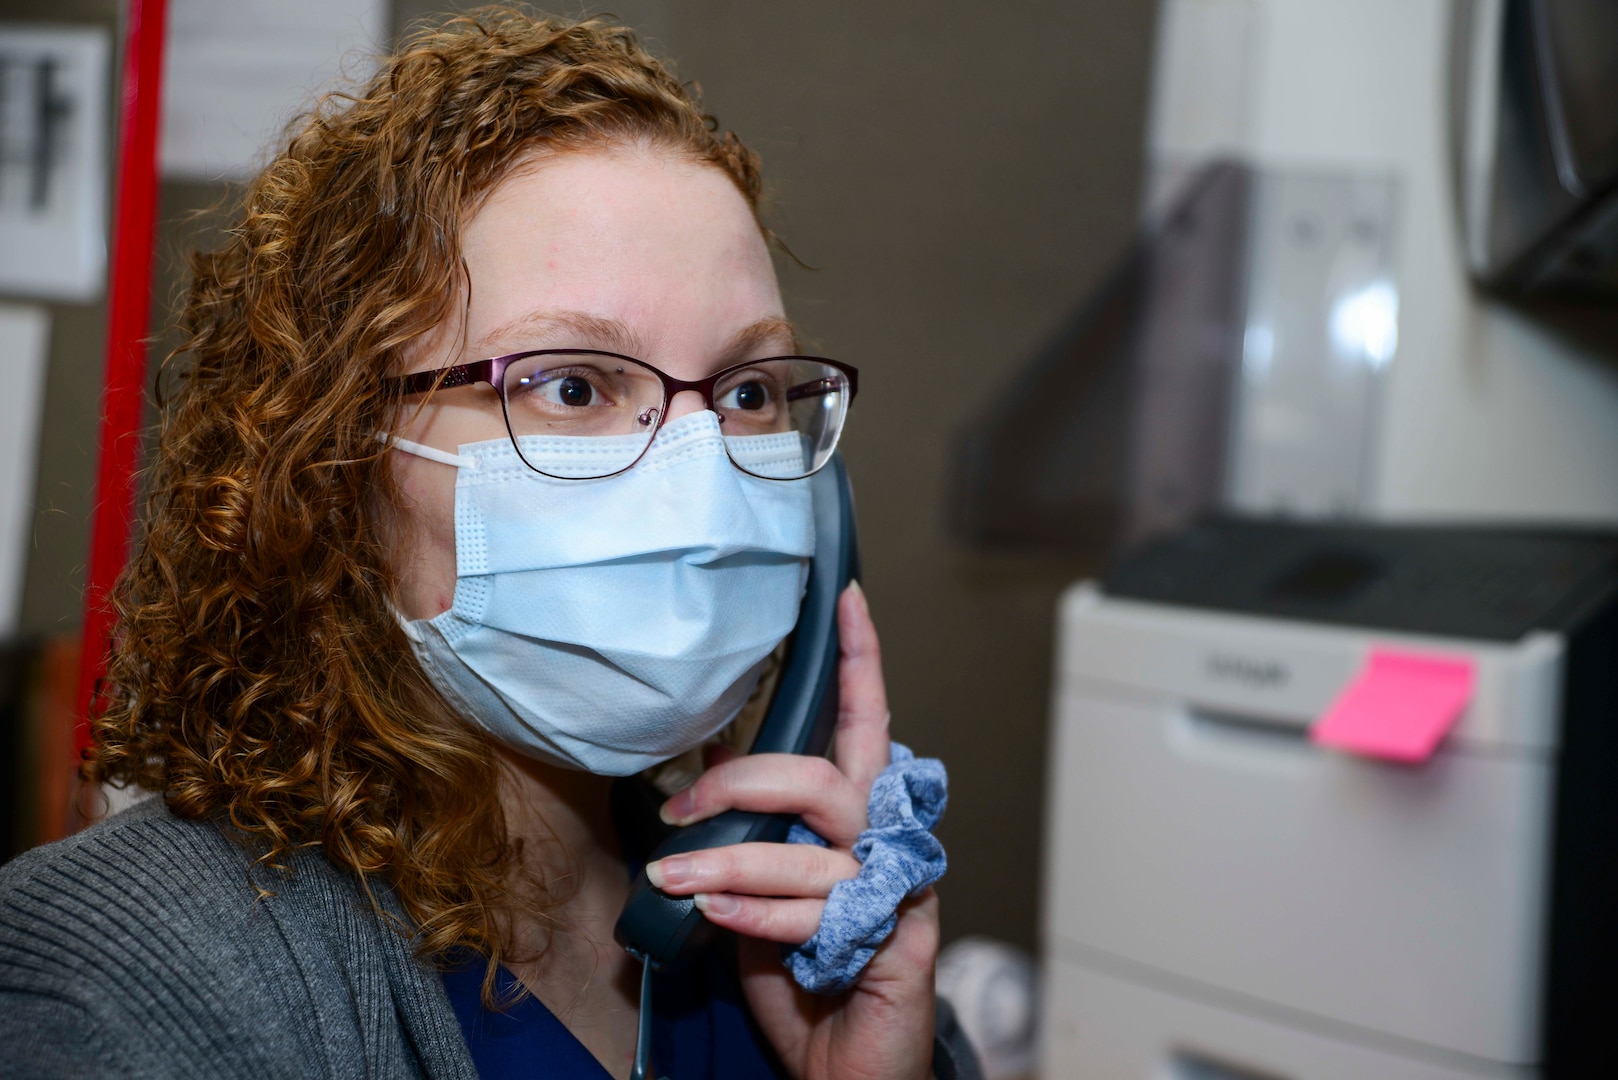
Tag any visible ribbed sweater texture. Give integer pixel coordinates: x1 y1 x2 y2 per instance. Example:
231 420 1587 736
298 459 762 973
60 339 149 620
0 800 981 1080
0 799 478 1078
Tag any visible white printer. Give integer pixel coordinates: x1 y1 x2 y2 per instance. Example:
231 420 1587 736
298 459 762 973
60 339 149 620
1039 519 1618 1079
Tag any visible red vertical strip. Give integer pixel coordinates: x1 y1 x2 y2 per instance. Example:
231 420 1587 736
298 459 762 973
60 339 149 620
76 0 168 761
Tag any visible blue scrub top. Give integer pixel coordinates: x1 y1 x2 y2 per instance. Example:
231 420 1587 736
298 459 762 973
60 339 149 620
442 941 789 1078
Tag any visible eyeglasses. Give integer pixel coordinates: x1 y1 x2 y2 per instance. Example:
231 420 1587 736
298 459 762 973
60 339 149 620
386 349 859 480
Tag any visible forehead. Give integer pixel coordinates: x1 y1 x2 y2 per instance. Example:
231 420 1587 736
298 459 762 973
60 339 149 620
456 147 783 357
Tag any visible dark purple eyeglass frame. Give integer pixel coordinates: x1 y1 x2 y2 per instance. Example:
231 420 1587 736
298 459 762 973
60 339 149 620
388 348 858 402
384 348 859 476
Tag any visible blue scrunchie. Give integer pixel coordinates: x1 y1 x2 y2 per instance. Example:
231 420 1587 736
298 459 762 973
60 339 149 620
782 742 948 994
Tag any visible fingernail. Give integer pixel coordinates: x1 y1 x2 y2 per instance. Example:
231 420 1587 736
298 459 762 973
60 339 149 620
646 856 691 890
660 788 696 826
694 893 738 916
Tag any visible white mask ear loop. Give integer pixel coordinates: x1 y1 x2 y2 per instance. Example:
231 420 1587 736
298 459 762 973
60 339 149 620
376 431 476 470
376 430 468 642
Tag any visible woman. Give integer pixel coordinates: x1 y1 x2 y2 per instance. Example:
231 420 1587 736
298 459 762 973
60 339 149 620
0 9 972 1080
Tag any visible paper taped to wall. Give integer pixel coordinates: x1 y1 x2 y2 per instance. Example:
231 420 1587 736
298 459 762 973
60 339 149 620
161 0 386 180
1311 647 1475 763
0 25 110 301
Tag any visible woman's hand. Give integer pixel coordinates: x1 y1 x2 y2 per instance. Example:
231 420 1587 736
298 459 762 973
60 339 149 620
647 582 938 1080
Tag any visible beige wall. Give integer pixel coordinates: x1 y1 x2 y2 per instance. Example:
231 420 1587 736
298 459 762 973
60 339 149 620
20 0 1156 950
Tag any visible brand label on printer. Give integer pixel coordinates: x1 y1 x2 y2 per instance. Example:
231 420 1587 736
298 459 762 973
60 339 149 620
1205 653 1290 688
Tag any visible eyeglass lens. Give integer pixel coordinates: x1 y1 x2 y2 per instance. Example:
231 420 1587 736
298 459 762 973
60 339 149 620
500 354 850 480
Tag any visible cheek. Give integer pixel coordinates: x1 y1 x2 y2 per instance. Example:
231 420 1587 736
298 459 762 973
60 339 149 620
387 454 461 619
397 465 454 532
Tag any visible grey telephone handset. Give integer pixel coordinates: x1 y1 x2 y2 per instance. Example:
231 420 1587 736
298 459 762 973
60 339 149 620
614 452 859 1078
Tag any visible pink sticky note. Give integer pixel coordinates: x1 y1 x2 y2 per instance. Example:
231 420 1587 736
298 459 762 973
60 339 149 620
1311 648 1476 763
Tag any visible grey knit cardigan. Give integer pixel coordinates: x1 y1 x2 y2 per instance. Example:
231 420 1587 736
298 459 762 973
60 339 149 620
0 799 979 1079
0 799 478 1078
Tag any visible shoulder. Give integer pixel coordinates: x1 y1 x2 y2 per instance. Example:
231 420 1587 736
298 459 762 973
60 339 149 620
0 795 428 955
0 797 283 977
0 800 287 1074
0 798 473 1079
1 797 257 957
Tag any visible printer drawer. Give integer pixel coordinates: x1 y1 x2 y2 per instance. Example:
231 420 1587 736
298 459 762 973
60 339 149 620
1039 957 1503 1080
1043 685 1553 1065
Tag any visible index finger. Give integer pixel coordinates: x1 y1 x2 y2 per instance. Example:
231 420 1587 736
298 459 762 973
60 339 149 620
834 581 891 791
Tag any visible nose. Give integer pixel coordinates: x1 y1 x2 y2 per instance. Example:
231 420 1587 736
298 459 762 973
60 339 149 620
662 388 710 424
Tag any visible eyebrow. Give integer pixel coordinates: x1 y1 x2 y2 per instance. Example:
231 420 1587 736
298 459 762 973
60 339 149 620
472 310 801 362
723 315 800 358
474 310 645 357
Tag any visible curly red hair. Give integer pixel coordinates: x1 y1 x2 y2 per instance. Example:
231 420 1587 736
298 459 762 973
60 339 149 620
87 6 764 994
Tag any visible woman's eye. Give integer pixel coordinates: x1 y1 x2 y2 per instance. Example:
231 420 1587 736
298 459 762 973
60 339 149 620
520 372 608 407
718 379 771 411
551 375 593 407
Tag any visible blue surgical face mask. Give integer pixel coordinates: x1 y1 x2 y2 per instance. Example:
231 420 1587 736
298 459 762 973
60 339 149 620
388 410 815 775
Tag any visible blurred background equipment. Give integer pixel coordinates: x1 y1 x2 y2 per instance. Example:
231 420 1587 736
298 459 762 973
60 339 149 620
1041 521 1618 1078
950 160 1399 555
1029 0 1618 1077
936 936 1041 1080
1452 0 1618 297
949 162 1254 555
955 0 1618 561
